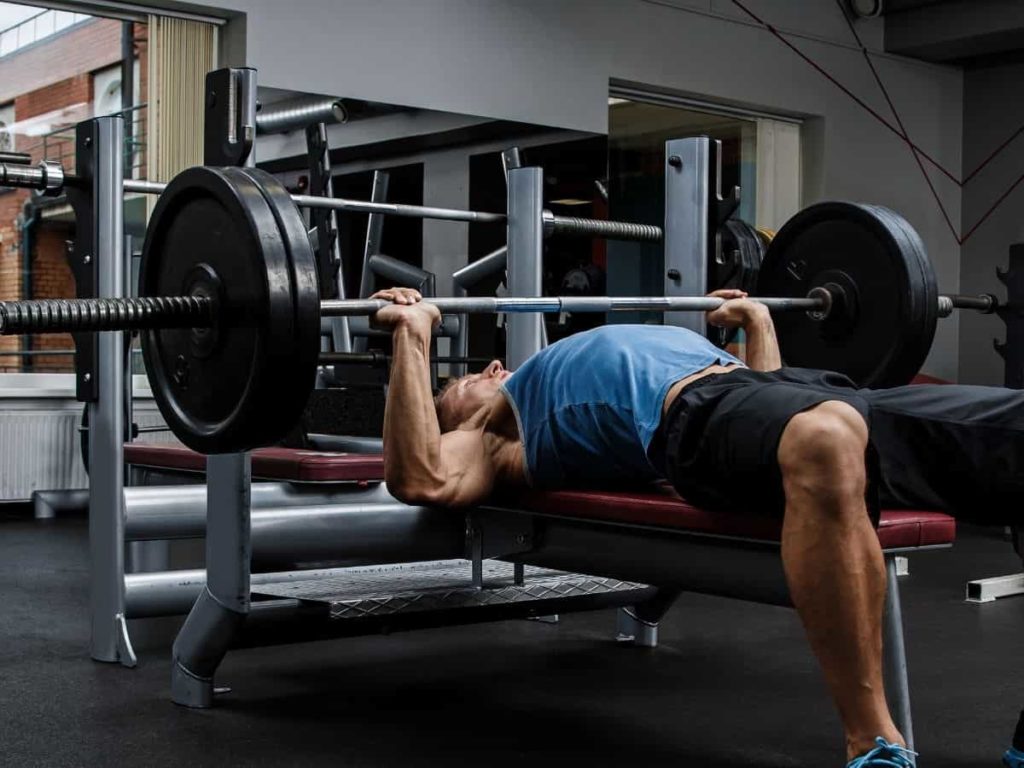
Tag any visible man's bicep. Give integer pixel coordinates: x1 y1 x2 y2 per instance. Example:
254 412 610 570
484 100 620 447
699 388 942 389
438 430 496 506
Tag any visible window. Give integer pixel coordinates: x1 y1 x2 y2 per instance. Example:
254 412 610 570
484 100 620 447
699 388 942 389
604 92 800 325
0 5 149 376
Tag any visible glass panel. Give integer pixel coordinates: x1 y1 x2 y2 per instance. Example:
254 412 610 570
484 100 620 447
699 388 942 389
0 4 149 376
606 98 759 324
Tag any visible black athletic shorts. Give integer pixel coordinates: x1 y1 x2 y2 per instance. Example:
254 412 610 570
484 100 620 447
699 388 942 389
647 367 1024 525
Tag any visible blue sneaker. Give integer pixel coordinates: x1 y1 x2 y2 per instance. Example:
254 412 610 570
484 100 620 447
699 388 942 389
846 737 917 767
1005 746 1024 767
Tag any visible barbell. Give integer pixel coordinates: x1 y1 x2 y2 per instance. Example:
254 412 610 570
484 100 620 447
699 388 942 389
0 165 998 453
4 156 662 241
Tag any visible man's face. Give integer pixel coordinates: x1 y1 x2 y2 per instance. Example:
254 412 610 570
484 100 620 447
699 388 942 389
440 360 511 428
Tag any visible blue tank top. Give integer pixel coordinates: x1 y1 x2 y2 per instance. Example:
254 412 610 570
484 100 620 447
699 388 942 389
500 324 743 487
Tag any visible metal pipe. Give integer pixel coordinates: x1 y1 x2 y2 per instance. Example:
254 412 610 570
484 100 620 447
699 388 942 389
452 246 508 290
32 488 89 519
321 294 826 316
292 193 507 223
124 482 396 540
317 351 492 366
89 115 128 665
123 179 166 195
543 211 663 243
0 289 1004 337
0 160 63 195
127 567 355 619
505 167 545 368
124 505 466 618
171 452 251 708
256 96 347 134
367 253 434 290
938 293 997 317
124 177 673 241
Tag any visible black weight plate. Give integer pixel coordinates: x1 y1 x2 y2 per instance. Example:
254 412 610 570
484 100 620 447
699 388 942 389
708 218 765 348
140 166 300 453
757 201 937 388
873 204 939 382
236 167 320 424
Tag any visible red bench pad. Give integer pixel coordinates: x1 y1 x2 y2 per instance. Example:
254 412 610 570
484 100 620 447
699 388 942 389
509 486 955 549
124 444 385 483
125 444 954 549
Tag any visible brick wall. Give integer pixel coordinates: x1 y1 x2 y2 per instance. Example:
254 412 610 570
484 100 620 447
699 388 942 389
0 190 25 371
0 15 148 372
30 225 76 372
134 21 148 174
16 74 92 122
0 19 121 105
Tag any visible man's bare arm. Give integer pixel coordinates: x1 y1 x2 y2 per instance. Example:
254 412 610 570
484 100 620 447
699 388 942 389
705 289 782 371
740 304 781 371
375 289 497 506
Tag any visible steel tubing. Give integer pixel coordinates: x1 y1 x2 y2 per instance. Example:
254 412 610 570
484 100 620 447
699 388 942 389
123 505 466 618
0 296 213 334
543 211 663 243
937 293 997 318
0 290 1006 337
321 294 827 317
291 193 507 223
452 246 508 289
124 482 397 541
255 96 347 134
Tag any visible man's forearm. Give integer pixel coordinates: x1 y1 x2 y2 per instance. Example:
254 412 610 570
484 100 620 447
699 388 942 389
744 309 782 371
382 320 445 496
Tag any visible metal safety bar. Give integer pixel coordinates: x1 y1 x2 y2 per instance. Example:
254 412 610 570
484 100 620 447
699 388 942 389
938 293 997 317
0 165 662 241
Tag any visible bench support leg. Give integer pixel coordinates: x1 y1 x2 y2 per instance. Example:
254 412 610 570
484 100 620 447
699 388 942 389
616 589 680 648
882 554 914 751
171 452 251 708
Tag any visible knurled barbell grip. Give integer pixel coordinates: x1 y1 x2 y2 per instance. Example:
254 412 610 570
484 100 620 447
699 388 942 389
0 296 214 335
542 210 664 243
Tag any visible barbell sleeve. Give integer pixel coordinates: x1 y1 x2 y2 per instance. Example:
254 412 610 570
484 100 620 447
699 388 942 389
542 211 664 243
0 159 64 196
0 296 214 334
937 293 997 318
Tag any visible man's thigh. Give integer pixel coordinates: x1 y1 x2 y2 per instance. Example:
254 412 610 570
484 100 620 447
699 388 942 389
863 384 1024 521
660 368 874 517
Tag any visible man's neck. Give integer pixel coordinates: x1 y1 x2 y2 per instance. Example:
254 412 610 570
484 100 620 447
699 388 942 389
471 394 526 485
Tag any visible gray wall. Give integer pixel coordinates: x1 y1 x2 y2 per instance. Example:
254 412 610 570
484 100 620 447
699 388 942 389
149 0 966 379
959 61 1024 385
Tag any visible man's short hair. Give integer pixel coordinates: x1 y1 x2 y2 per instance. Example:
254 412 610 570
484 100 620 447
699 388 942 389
433 377 461 433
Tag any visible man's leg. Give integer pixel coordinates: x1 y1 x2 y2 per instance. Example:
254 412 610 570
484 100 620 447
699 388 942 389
861 383 1024 518
778 400 902 761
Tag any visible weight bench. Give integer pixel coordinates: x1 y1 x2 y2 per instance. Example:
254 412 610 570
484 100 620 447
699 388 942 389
124 444 953 747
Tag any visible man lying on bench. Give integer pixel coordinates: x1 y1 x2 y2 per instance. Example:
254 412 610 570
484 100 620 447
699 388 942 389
372 286 1024 768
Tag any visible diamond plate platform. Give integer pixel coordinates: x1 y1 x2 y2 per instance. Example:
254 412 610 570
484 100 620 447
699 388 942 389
253 560 652 620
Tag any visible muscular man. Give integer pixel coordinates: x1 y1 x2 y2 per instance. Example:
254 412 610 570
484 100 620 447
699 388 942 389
372 286 1024 768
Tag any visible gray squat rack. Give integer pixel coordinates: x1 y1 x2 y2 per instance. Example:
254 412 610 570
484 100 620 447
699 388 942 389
81 66 754 671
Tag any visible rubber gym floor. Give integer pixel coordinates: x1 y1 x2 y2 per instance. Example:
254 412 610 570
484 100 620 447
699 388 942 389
0 503 1019 767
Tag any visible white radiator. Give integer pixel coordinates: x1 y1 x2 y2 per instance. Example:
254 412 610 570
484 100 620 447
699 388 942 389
0 375 174 501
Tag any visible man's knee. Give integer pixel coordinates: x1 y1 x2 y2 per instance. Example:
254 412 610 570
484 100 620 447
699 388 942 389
779 401 868 501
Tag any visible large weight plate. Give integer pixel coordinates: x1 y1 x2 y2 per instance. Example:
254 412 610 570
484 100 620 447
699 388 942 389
708 218 764 348
236 166 321 421
140 166 317 453
757 201 937 388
